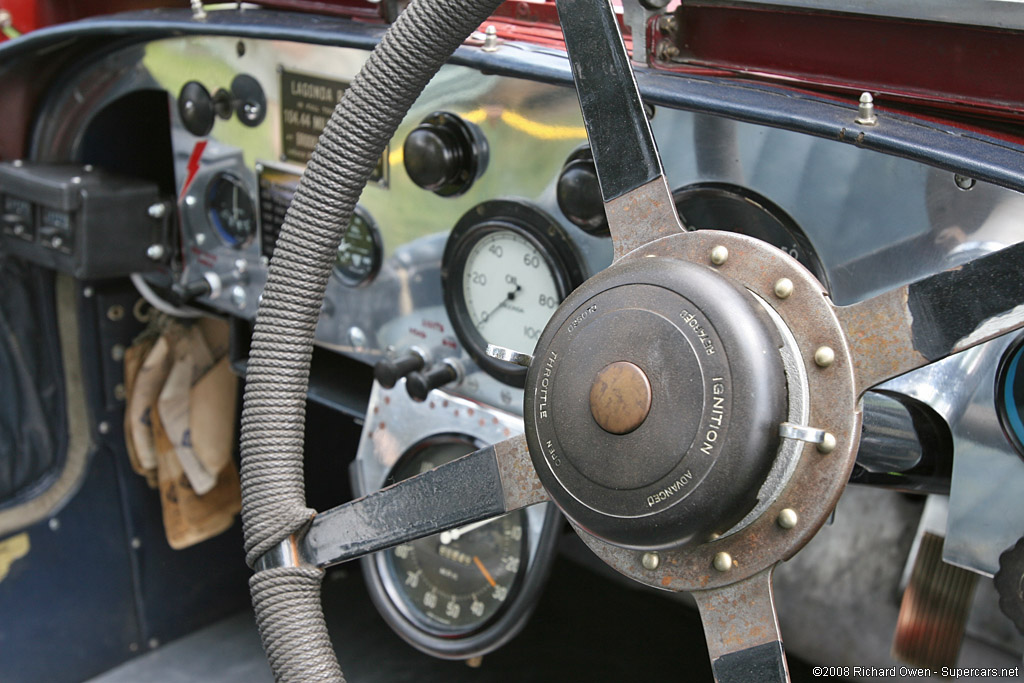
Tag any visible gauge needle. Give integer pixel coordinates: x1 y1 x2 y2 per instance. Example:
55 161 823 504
439 518 495 545
473 556 497 588
480 284 522 326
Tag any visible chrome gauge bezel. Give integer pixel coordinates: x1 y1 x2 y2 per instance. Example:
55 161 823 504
996 331 1024 460
355 384 561 660
441 200 586 387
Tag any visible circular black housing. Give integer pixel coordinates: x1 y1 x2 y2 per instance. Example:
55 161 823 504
442 200 586 387
334 205 382 287
557 145 608 235
996 333 1024 460
404 111 488 197
206 172 256 248
178 81 215 137
361 434 558 659
524 257 786 550
674 182 829 287
231 73 267 127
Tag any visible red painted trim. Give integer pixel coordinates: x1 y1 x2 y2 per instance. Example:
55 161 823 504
662 4 1024 121
180 140 207 201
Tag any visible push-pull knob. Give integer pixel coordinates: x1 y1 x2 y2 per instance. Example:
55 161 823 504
406 360 461 402
374 349 427 389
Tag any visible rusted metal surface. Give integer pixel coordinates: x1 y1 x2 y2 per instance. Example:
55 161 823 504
605 176 686 261
692 568 785 665
836 286 925 395
494 433 549 510
838 240 1024 395
573 230 861 592
588 360 652 435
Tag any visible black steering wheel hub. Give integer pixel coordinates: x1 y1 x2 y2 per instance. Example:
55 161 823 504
524 256 787 550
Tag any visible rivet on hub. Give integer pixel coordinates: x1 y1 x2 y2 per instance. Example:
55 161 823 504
773 278 794 299
713 551 733 572
817 432 837 454
777 508 798 529
641 552 661 571
814 345 835 368
710 245 729 266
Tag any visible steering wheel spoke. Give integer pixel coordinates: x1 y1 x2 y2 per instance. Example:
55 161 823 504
255 434 546 571
556 0 684 260
837 240 1024 394
693 568 790 683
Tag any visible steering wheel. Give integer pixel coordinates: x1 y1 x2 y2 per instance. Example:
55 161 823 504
239 0 1024 681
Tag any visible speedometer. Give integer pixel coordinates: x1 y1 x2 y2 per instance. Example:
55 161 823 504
381 438 525 634
442 200 585 387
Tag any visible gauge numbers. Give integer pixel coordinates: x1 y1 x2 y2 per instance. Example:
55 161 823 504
443 200 585 387
381 439 526 634
206 172 256 248
462 230 560 354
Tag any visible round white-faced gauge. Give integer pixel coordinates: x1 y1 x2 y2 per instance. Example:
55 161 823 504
443 200 585 387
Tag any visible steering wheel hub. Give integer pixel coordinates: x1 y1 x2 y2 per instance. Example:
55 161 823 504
524 255 788 550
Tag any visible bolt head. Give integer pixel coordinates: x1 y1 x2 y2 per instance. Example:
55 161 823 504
713 551 733 572
774 278 794 299
814 346 835 368
98 421 111 435
147 203 167 219
70 176 82 185
641 552 661 571
954 174 976 191
777 508 798 529
185 195 197 207
817 432 837 454
146 244 166 261
48 517 60 531
710 245 729 266
230 285 248 309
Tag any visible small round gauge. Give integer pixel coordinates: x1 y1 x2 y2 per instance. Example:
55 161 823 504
674 182 829 288
443 200 585 387
997 334 1024 461
206 172 256 248
334 205 383 287
377 437 527 637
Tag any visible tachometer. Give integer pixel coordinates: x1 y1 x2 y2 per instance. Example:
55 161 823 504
442 200 585 387
674 182 829 287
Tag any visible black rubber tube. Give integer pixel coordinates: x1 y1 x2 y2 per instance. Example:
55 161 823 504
240 0 504 680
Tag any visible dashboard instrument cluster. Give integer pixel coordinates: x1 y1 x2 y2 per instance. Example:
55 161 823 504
12 24 1024 665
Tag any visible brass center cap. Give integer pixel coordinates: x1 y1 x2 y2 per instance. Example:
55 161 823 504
588 361 653 435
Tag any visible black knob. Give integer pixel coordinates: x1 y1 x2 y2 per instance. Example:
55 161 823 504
403 112 487 197
557 146 609 236
406 363 458 402
178 81 215 137
374 351 426 389
171 278 211 303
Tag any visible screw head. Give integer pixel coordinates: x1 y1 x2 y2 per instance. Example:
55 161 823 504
98 421 111 435
641 552 661 570
817 432 837 454
774 278 794 299
185 195 197 207
713 551 733 572
70 176 82 185
777 508 798 529
147 203 167 219
195 232 207 246
710 245 729 266
48 518 60 531
230 285 248 310
814 346 835 368
954 174 976 191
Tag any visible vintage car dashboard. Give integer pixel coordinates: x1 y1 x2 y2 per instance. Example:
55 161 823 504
3 8 1024 671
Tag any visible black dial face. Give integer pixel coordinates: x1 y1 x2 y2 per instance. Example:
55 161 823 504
207 172 256 248
380 439 526 635
674 182 829 288
443 200 585 387
334 206 382 286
